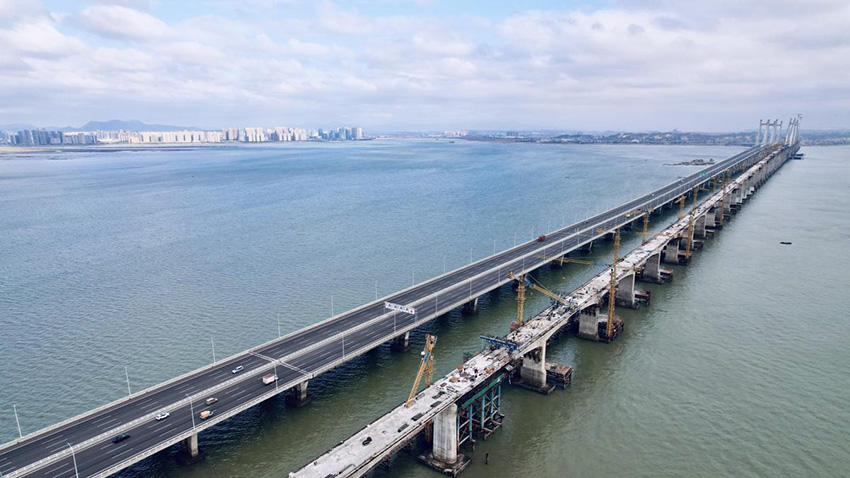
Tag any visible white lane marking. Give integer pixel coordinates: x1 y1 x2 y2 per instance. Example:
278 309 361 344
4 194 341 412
43 461 71 476
112 446 136 459
140 402 163 412
223 387 243 396
105 442 129 455
92 414 114 424
42 435 66 446
94 417 120 428
157 427 180 439
231 389 251 399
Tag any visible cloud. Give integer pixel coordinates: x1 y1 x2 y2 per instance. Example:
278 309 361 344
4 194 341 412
0 1 848 130
77 4 170 42
0 20 86 57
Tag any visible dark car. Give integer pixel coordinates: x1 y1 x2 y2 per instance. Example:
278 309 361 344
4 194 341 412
112 433 131 444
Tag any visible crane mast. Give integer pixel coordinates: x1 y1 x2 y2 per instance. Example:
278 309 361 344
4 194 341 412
405 334 436 408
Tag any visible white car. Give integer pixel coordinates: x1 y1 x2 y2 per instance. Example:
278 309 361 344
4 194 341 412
154 412 170 421
231 365 244 374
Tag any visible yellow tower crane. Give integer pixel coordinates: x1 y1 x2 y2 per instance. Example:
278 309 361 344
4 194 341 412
642 207 650 244
606 229 621 340
676 195 686 218
685 185 698 262
405 334 436 408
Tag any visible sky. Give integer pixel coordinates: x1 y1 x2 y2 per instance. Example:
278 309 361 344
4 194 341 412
0 0 848 132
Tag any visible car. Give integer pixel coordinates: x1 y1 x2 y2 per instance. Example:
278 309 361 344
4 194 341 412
231 365 244 374
154 412 170 421
199 410 214 420
112 433 131 444
205 397 218 405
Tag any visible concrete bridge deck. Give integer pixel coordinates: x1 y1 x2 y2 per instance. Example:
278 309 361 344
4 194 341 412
0 141 791 478
292 141 798 478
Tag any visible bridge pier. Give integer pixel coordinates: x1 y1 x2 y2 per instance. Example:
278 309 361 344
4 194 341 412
640 252 665 283
580 240 593 253
391 331 410 352
420 404 469 476
461 297 479 316
287 380 311 407
519 345 552 393
177 432 202 465
615 273 636 308
695 214 707 239
662 238 680 264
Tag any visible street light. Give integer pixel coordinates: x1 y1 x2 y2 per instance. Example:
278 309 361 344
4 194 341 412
67 442 79 478
13 405 22 438
123 367 132 396
186 394 196 431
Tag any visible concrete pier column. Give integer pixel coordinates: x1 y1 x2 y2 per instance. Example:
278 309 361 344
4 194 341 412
287 380 311 407
432 404 458 465
581 240 593 253
391 331 410 352
641 253 662 283
714 207 724 227
616 273 636 308
695 214 707 239
578 307 600 340
520 345 547 389
461 297 479 316
662 238 680 264
177 432 202 464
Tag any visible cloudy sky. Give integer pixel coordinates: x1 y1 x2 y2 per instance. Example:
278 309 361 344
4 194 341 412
0 0 847 131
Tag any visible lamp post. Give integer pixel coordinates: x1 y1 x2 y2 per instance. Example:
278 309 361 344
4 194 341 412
67 442 79 478
13 405 22 438
277 313 281 338
125 367 131 395
210 337 216 363
186 394 196 431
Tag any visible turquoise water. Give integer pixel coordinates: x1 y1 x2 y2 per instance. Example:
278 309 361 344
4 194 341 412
0 142 847 477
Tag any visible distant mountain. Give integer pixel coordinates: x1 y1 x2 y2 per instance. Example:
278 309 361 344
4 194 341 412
79 120 191 132
0 123 38 131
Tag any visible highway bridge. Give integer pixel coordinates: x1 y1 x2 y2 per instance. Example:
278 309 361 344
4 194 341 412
0 121 799 478
294 137 801 478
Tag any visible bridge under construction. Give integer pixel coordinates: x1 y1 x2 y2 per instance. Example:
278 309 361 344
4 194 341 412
0 118 801 478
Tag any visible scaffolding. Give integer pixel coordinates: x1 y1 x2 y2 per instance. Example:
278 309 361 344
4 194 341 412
457 374 505 448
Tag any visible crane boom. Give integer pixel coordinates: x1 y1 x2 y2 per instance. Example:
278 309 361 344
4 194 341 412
405 334 436 408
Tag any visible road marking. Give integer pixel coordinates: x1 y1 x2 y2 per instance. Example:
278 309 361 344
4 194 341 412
157 427 180 438
223 387 243 396
43 461 71 475
231 389 251 399
42 434 66 446
140 402 163 412
92 414 115 424
278 360 310 376
94 417 120 428
106 443 131 455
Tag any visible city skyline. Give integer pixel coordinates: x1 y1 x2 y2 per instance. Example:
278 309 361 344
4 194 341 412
0 1 848 131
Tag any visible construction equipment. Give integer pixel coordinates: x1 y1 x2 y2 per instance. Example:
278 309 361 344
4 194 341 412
605 229 621 340
405 334 436 408
507 271 575 319
685 186 698 261
552 256 593 266
641 207 650 244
